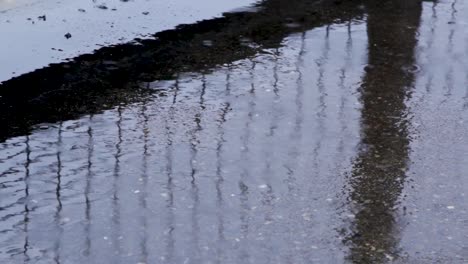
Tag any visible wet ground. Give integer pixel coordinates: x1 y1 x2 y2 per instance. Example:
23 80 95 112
0 0 256 80
1 0 468 263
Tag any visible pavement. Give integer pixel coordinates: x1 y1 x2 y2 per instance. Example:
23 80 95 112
1 0 467 263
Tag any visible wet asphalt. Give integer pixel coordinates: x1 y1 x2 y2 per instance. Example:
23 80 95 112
1 0 468 263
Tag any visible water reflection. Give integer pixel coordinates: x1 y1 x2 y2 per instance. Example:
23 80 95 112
1 0 443 261
163 99 176 264
138 98 150 264
112 107 123 260
83 116 93 257
0 20 368 262
345 0 422 262
22 136 31 262
53 123 63 264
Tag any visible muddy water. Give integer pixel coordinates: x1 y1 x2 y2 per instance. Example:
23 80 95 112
1 0 468 263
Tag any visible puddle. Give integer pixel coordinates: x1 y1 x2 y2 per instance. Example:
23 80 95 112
1 0 468 263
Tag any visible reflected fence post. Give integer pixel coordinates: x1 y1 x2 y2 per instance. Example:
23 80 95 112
344 0 422 262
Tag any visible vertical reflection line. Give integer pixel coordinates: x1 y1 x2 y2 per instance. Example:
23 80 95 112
163 77 178 264
173 74 180 105
441 0 457 104
214 65 233 263
23 136 31 262
262 48 282 262
336 21 353 174
273 49 280 96
139 90 150 264
422 0 438 101
53 122 63 264
238 59 256 263
189 74 205 261
417 73 434 107
84 115 94 257
286 32 306 195
283 33 308 264
226 63 232 95
440 66 454 105
312 25 331 177
112 106 123 258
426 0 438 51
447 0 457 53
214 102 229 264
269 48 281 136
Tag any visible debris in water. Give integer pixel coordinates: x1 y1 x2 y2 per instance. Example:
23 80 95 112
78 8 86 13
96 4 108 10
142 11 150 15
38 15 46 21
447 205 455 210
64 33 72 39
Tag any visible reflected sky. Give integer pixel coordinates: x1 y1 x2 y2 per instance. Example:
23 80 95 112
1 0 468 263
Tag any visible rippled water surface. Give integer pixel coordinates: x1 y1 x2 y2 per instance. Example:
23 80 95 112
1 0 468 263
